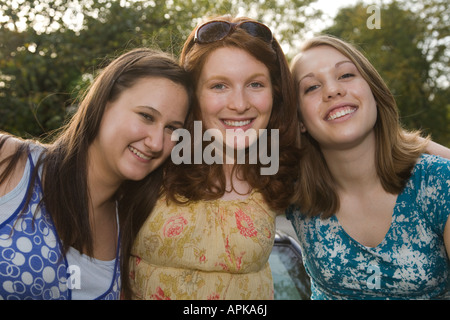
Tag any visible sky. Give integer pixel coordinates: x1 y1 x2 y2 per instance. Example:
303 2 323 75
308 0 378 32
312 0 358 19
277 0 378 54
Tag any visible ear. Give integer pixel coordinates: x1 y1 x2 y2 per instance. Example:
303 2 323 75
299 122 307 133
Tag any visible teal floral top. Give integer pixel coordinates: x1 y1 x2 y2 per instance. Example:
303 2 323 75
287 154 450 300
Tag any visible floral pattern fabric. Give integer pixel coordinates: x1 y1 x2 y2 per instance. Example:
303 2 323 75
287 154 450 300
129 190 276 300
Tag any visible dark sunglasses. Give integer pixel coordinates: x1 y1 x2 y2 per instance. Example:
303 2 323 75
194 20 273 44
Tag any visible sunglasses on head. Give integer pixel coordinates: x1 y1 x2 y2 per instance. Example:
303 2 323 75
194 20 273 44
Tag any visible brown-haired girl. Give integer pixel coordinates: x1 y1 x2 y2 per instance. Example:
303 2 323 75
287 35 449 299
0 48 191 299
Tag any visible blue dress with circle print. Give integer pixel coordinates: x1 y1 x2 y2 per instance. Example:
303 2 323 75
0 153 70 299
0 153 121 300
287 154 450 300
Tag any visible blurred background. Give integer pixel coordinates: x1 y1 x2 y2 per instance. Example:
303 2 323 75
0 0 448 145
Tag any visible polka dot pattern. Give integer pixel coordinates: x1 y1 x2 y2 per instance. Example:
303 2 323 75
0 178 70 300
0 153 121 300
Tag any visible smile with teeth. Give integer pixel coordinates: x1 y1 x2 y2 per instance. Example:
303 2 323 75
128 146 151 161
223 119 252 127
326 106 357 121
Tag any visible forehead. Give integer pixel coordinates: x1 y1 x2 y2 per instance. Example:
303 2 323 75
294 45 356 82
299 45 349 68
201 46 269 76
119 77 188 113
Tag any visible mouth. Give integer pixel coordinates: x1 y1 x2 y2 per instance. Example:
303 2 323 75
128 145 152 161
222 119 254 129
325 104 358 121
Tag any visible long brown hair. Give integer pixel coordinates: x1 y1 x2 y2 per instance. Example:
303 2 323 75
290 35 428 218
164 15 301 211
0 48 193 298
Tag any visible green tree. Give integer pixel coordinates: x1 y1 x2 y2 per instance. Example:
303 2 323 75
323 1 449 146
0 0 319 139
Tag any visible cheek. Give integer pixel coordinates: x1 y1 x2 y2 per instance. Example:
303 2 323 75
357 85 378 121
353 81 376 104
368 91 378 111
198 96 221 123
253 94 273 129
114 125 144 149
198 90 221 111
260 100 273 116
106 111 141 138
254 90 273 112
299 98 318 127
162 139 177 158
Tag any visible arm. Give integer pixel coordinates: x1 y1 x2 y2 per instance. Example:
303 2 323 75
438 154 450 259
426 140 450 160
445 216 450 260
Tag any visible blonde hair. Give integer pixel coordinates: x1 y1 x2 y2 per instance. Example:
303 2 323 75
291 35 428 218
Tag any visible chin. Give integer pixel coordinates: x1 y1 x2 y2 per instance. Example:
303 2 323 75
124 168 155 182
227 140 257 151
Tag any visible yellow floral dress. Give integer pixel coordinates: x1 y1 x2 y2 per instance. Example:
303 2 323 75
129 190 276 300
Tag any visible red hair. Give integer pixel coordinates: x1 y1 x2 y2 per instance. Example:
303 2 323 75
164 15 301 211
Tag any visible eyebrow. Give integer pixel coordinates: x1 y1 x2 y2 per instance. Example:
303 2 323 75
138 105 185 127
298 60 354 83
137 105 161 116
170 120 186 128
205 72 270 83
247 72 271 80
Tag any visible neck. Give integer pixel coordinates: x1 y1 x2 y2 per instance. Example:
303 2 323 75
83 146 120 260
321 133 379 194
87 146 121 215
222 164 252 200
87 170 118 213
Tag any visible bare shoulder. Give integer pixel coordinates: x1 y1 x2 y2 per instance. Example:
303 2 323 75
1 133 21 156
0 133 28 197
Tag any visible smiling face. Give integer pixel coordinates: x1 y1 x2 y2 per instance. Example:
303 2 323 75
294 45 378 150
90 77 189 186
196 46 273 150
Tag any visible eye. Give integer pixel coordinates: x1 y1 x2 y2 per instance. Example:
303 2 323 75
139 112 155 122
165 125 179 133
249 82 264 88
304 84 319 94
211 83 226 90
339 73 355 80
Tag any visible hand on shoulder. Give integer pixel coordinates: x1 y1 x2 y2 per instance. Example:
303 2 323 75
426 140 450 161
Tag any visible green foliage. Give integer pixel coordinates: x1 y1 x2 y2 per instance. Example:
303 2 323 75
0 0 318 139
323 1 449 146
0 0 447 145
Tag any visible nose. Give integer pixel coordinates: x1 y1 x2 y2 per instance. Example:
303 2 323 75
144 126 164 155
228 89 250 113
323 80 346 101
